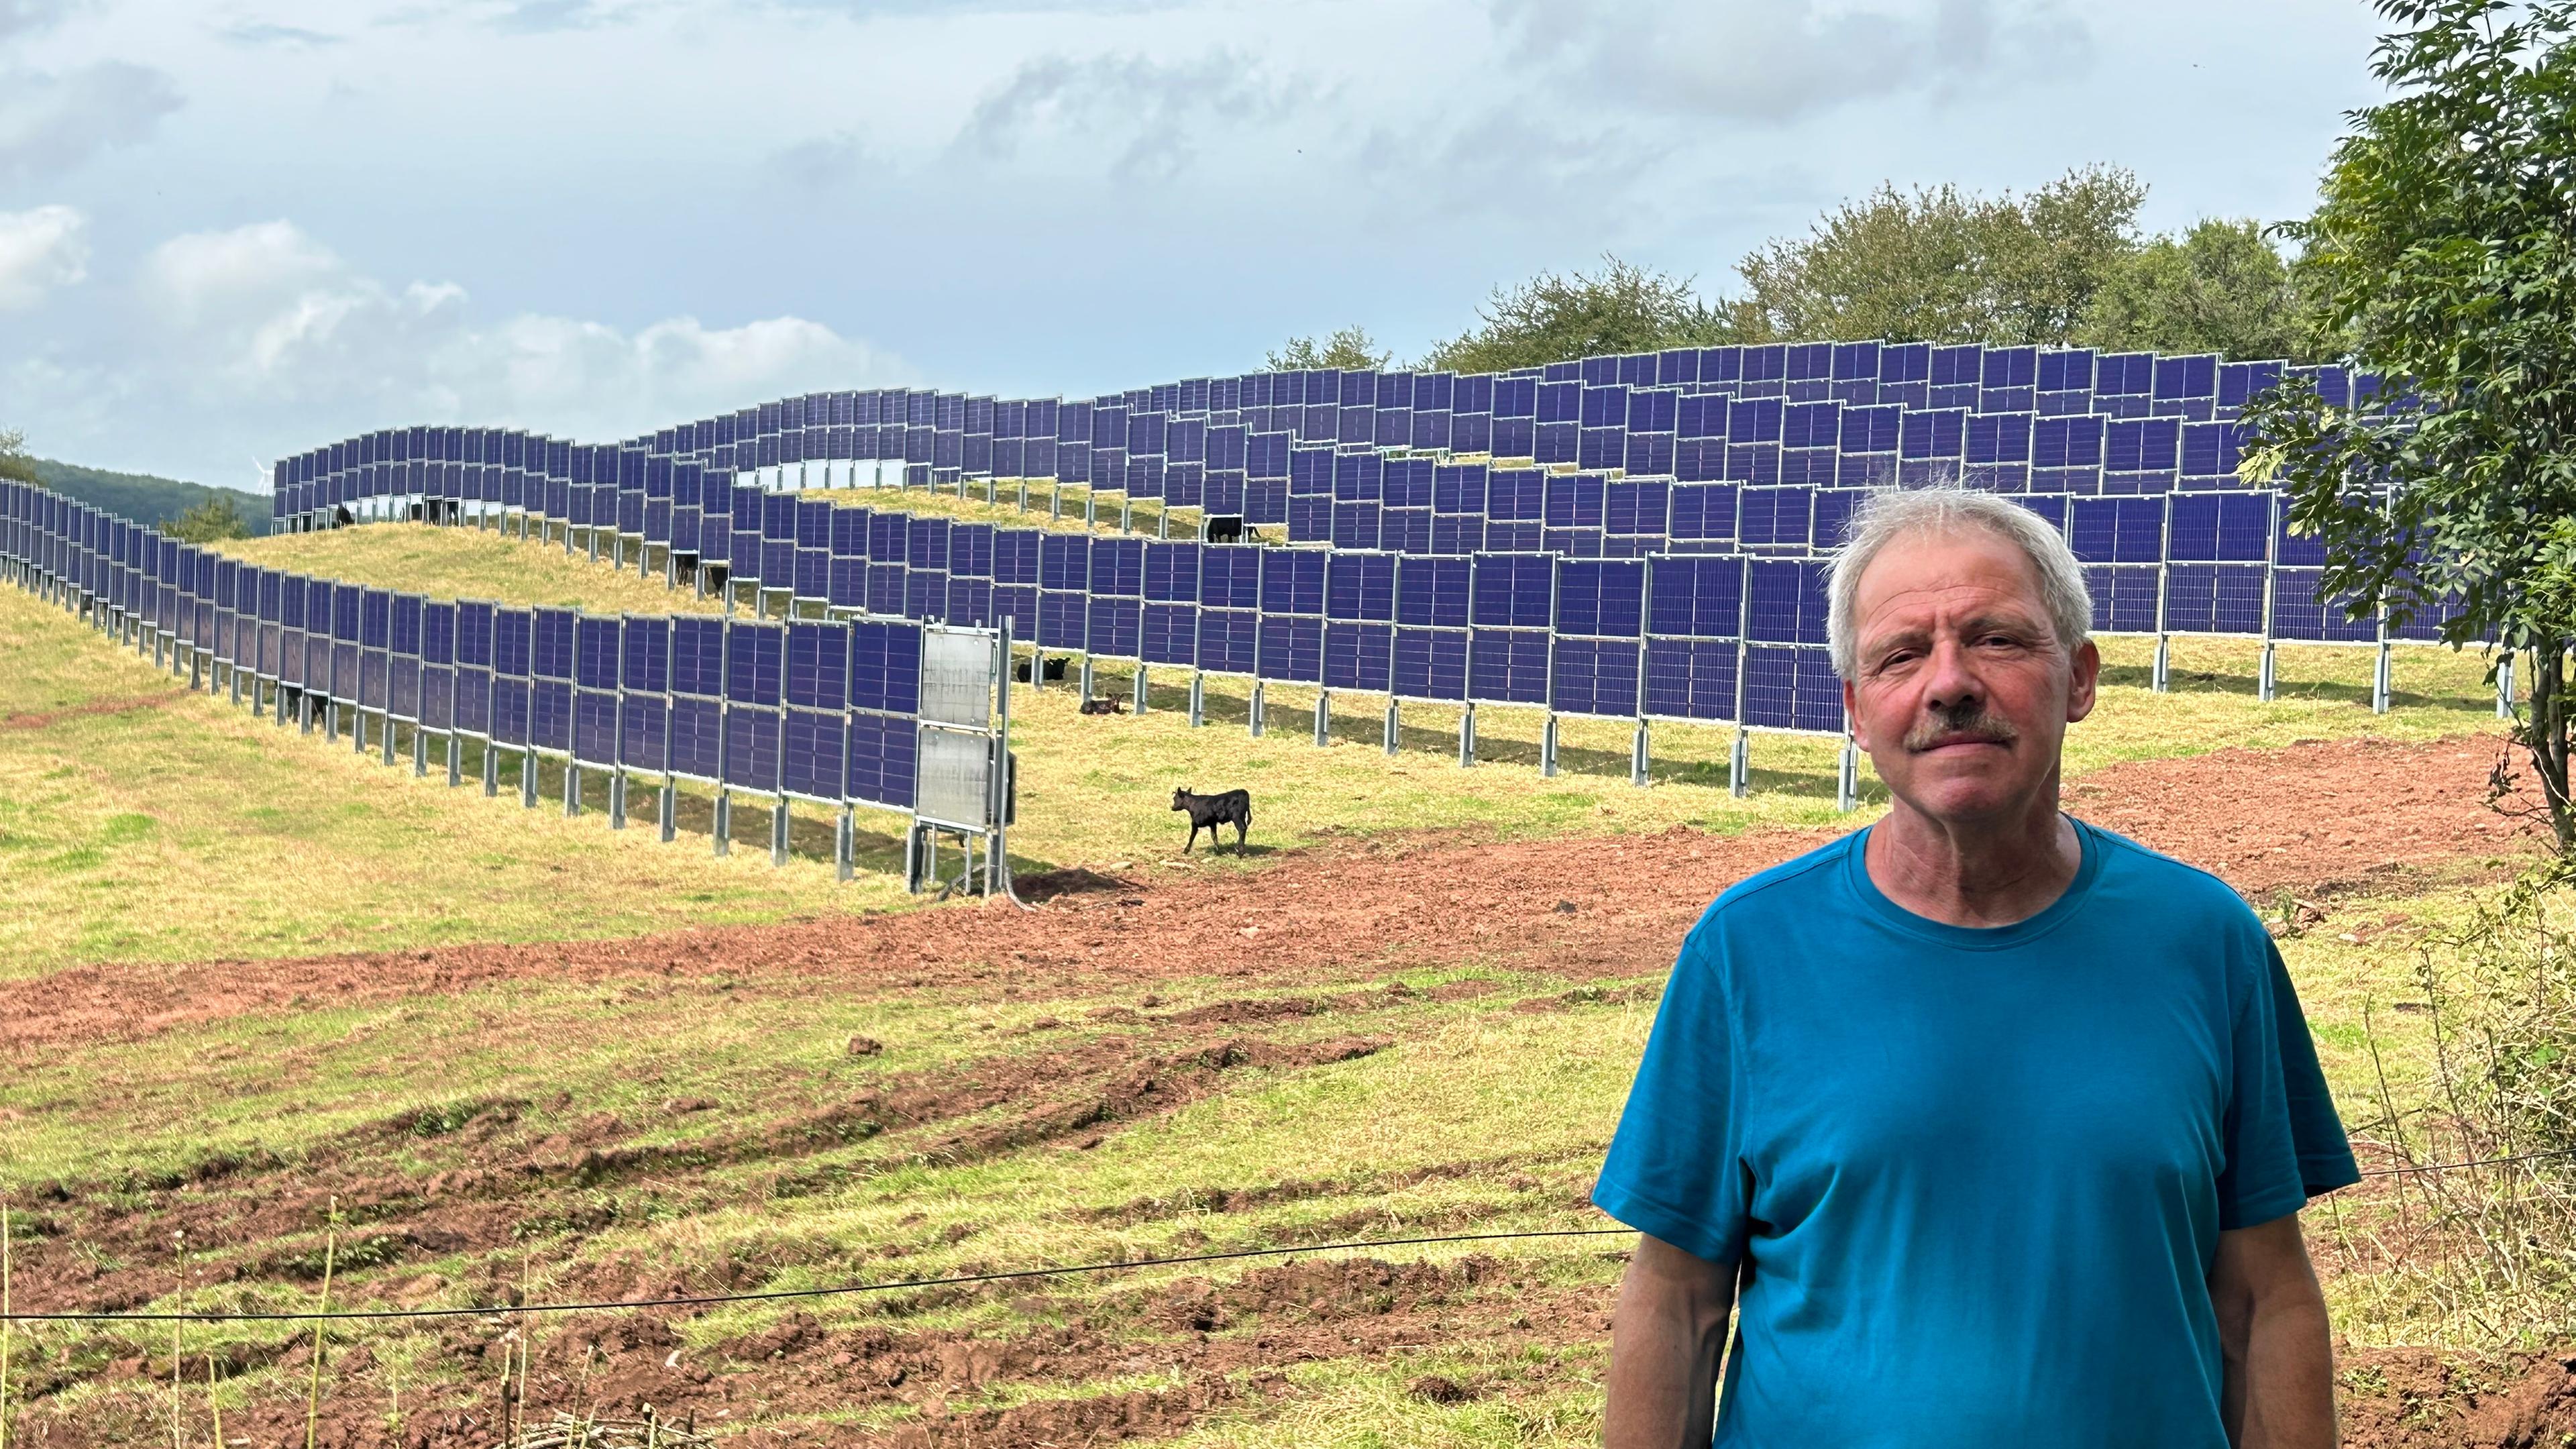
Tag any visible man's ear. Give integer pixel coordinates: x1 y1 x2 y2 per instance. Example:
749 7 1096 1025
1843 676 1870 751
2066 639 2101 724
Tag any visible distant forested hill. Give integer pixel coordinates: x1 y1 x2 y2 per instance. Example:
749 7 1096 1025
33 459 270 533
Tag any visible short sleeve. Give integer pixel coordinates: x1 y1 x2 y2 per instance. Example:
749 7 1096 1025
2216 941 2361 1230
1592 924 1752 1265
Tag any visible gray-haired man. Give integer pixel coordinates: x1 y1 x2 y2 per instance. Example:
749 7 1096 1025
1595 488 2357 1446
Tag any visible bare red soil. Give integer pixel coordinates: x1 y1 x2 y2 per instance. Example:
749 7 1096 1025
3 733 2534 1056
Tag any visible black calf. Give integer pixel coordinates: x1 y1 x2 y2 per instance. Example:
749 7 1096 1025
1171 786 1252 853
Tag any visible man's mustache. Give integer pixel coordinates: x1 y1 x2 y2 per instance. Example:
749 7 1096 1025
1901 708 2019 753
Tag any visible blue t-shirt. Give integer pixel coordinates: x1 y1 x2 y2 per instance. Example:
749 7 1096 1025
1593 820 2358 1447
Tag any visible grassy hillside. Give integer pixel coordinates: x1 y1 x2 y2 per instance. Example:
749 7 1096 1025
32 456 270 533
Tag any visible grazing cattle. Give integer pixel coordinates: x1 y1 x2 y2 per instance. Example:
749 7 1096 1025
1078 697 1126 716
1171 786 1252 853
1013 655 1071 683
1202 514 1248 544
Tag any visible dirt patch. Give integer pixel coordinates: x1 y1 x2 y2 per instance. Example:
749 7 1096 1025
2338 1348 2576 1448
2 732 2530 1056
2064 733 2539 900
0 690 182 731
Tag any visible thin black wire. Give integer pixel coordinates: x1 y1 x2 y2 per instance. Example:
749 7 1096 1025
2356 1144 2576 1177
0 1227 1636 1326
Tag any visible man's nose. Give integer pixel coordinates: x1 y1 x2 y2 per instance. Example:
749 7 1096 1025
1921 637 1982 714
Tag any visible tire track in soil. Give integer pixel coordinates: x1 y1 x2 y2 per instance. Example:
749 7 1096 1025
0 731 2534 1056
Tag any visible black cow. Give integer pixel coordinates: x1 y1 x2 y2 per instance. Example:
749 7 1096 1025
1202 514 1248 544
1013 655 1071 683
1079 697 1126 716
1171 786 1252 853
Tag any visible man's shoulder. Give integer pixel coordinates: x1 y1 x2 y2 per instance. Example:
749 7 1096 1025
1702 830 1862 922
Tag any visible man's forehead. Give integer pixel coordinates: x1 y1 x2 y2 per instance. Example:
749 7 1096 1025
1856 533 2047 610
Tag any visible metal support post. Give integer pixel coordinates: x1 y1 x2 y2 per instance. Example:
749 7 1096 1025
1729 726 1750 798
712 789 731 855
1085 491 1097 529
521 749 539 809
1133 663 1149 714
382 714 396 766
230 663 243 706
188 650 201 690
1540 713 1559 777
2151 635 2170 693
1458 702 1477 767
323 698 336 743
902 820 920 891
2257 641 2277 702
609 771 627 828
1248 679 1265 737
2499 652 2517 720
1077 655 1094 702
1384 698 1401 756
1189 671 1205 727
1157 509 1169 541
2373 636 2393 714
564 762 581 817
1631 719 1650 788
587 529 598 565
1313 688 1331 747
1837 738 1860 812
1017 482 1029 513
482 741 499 796
836 805 855 881
447 733 461 788
771 800 790 867
412 725 426 776
658 780 676 842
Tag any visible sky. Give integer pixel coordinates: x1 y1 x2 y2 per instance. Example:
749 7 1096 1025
0 0 2392 491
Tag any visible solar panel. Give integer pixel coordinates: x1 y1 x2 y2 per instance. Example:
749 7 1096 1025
1468 553 1550 629
1197 607 1259 676
1325 551 1396 623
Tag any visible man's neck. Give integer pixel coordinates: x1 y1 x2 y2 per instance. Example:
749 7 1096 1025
1865 790 2082 929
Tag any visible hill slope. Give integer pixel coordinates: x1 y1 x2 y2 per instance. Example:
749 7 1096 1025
31 457 269 532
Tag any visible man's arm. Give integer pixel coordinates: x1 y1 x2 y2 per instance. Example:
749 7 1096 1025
1603 1234 1737 1449
2212 1214 2337 1449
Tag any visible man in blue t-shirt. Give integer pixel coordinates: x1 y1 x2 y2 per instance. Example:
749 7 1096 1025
1595 488 2359 1448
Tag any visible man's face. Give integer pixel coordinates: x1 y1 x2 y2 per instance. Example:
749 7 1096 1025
1841 529 2100 827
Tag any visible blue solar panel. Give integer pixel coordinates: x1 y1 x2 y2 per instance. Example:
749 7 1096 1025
1643 637 1739 721
784 620 848 709
1468 628 1549 705
1087 595 1142 657
2086 565 2163 633
843 710 916 808
848 619 921 714
573 685 618 765
780 706 845 802
1197 608 1258 674
1549 633 1640 719
1326 551 1396 622
1143 601 1197 665
670 615 725 697
1555 559 1644 637
1258 612 1323 682
2163 564 2269 635
1322 620 1392 691
1469 553 1552 629
722 705 782 792
1745 560 1828 646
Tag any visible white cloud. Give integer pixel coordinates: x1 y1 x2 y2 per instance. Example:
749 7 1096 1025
0 204 89 309
1490 0 2090 123
131 219 906 445
0 61 183 181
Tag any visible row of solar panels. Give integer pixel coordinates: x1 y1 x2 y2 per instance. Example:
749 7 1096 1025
311 465 2437 647
3 481 928 808
267 337 2379 523
264 394 2286 523
13 473 2427 759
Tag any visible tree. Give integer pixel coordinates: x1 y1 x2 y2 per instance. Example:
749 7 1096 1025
1732 166 2147 345
0 428 35 485
1418 255 1746 374
1265 326 1393 372
2078 218 2325 360
162 495 252 543
2239 0 2576 849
